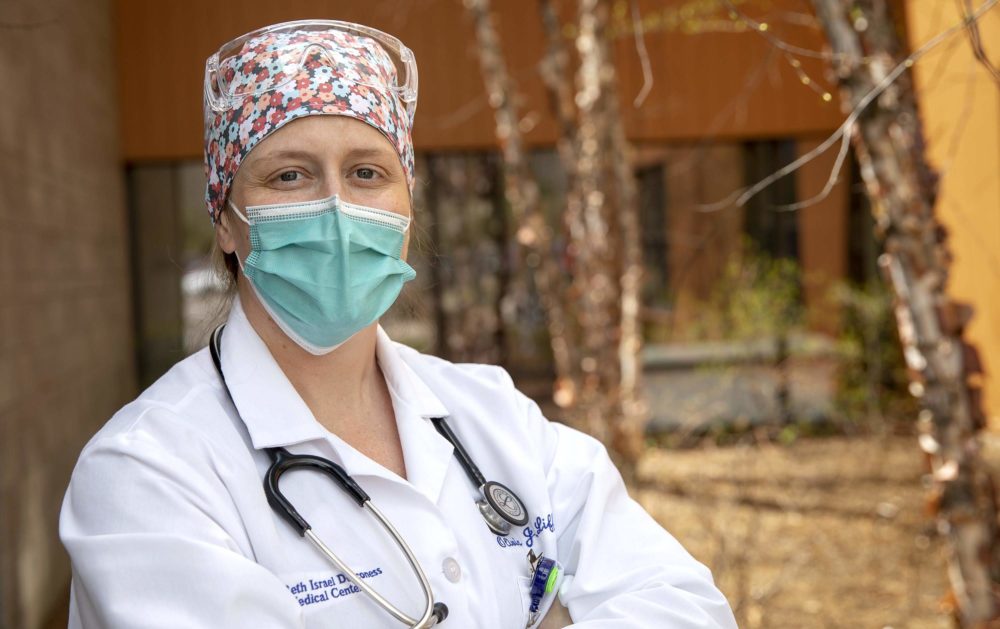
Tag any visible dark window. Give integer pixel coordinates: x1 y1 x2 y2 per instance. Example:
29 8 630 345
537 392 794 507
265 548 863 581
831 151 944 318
742 139 800 260
637 163 669 304
847 155 880 284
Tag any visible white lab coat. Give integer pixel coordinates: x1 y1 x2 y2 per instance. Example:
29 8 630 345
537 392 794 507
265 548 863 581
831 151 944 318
60 298 737 628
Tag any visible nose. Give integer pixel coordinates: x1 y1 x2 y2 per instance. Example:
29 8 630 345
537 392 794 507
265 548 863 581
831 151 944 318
321 171 345 202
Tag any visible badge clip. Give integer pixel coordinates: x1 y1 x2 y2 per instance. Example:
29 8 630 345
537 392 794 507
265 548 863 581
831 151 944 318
526 550 562 627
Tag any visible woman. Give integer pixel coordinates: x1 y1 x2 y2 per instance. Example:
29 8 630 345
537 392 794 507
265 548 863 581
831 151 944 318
60 19 737 628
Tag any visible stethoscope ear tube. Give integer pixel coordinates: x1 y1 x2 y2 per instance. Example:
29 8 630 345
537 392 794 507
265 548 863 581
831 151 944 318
430 417 487 487
264 447 371 536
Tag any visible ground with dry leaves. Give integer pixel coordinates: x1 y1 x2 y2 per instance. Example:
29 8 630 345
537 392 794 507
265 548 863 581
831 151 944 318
633 434 956 628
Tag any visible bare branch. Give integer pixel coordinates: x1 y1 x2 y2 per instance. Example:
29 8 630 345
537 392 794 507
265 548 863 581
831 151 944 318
669 47 777 179
698 0 1000 214
940 57 980 176
811 0 1000 621
778 50 835 101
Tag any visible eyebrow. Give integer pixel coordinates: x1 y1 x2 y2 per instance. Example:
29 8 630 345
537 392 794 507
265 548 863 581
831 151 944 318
343 146 398 162
248 146 398 166
247 149 319 165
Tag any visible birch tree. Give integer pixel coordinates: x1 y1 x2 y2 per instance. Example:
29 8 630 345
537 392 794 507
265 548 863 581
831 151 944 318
809 2 1000 624
464 0 647 468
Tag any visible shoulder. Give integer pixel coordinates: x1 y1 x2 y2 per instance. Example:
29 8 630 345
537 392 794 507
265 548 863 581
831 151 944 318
62 348 255 537
387 340 565 459
72 347 247 480
390 340 519 401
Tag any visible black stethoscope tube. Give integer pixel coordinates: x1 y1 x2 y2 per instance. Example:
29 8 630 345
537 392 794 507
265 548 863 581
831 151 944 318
429 417 487 488
264 447 370 535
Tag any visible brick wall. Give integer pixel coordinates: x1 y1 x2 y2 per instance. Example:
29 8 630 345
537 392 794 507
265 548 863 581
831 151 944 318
0 1 135 627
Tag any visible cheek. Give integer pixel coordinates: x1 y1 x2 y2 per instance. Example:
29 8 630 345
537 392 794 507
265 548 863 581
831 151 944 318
371 179 412 219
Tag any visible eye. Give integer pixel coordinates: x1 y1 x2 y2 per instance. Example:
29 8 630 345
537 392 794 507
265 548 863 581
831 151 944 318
355 167 377 180
278 171 301 182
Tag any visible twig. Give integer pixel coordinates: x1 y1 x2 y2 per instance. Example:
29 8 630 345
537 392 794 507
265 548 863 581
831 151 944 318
720 0 853 61
940 57 979 176
774 121 852 211
669 47 777 179
959 0 1000 87
778 49 834 101
630 0 653 107
757 10 821 29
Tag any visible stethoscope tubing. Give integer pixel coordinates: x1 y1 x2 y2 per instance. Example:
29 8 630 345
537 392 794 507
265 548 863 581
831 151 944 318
302 503 435 627
430 416 487 487
210 325 442 627
263 446 435 626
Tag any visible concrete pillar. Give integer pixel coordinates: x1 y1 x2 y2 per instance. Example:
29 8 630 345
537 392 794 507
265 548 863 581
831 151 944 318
0 0 136 626
127 166 184 387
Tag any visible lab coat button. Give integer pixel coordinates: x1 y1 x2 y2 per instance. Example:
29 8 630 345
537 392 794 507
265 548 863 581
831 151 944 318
442 557 462 583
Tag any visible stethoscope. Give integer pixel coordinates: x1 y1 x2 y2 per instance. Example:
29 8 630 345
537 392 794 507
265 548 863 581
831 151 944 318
209 325 531 628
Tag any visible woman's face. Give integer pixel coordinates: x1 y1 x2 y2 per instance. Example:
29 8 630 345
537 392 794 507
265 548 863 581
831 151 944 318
216 115 412 263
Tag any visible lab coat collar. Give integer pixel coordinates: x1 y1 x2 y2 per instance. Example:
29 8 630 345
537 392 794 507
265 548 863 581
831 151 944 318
374 325 449 420
375 326 455 504
220 297 455 503
219 296 329 450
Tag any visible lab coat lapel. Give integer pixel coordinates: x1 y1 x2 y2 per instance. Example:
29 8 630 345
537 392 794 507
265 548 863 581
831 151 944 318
375 327 455 506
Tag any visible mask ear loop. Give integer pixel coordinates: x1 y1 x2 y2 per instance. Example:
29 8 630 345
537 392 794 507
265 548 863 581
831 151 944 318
226 200 252 274
228 200 252 225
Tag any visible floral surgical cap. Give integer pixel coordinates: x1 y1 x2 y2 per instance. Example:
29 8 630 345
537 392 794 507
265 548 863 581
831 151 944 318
203 28 415 223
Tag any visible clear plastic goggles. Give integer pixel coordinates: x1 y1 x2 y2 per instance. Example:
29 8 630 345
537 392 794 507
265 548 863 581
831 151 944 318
204 19 418 121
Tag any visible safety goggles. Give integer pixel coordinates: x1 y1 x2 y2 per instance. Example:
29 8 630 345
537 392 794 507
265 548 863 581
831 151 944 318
204 19 418 121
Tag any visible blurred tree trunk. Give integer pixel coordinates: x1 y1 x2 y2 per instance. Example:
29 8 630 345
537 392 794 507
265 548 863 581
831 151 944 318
462 0 575 381
424 154 508 364
812 1 1000 625
464 0 647 468
549 0 646 462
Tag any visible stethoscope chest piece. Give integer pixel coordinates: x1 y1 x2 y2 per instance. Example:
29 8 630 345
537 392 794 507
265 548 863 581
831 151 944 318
479 481 529 535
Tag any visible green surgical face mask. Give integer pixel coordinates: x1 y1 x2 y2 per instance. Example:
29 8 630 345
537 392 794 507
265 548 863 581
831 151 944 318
230 194 416 354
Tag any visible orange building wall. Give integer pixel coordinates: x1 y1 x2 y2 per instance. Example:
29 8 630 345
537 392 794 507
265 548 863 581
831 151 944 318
1 0 137 626
115 0 844 159
906 1 1000 426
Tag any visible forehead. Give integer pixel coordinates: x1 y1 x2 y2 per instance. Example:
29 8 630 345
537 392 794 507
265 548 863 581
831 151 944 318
245 115 400 165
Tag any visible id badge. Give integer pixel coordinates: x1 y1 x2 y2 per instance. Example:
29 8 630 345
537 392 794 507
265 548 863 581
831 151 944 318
526 550 563 627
